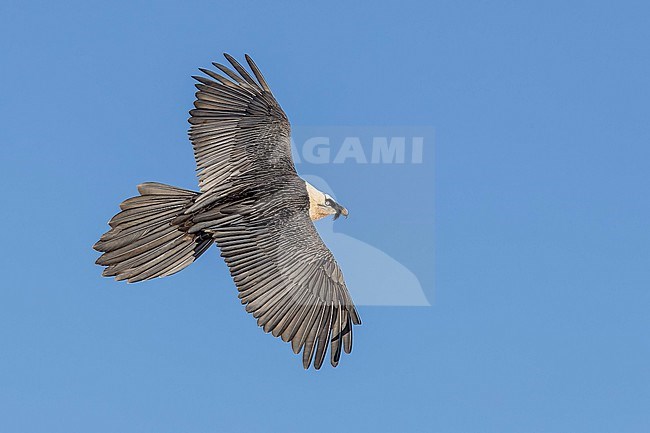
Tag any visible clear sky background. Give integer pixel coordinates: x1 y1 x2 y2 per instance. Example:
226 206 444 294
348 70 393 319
1 1 649 432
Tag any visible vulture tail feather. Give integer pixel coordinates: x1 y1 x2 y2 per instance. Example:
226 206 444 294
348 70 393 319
94 182 212 282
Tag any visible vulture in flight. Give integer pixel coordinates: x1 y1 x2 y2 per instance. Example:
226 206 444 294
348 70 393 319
94 54 361 369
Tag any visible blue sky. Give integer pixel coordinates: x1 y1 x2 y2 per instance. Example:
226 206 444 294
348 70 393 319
1 1 650 432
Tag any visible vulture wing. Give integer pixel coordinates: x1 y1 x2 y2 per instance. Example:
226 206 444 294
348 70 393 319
189 189 361 369
189 54 294 197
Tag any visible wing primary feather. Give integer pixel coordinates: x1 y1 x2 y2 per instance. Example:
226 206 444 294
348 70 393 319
223 53 259 88
244 54 271 92
197 68 236 87
343 313 353 354
314 303 334 370
302 306 326 369
291 303 318 354
330 304 343 367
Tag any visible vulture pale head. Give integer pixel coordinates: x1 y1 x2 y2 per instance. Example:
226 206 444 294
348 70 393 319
305 181 349 221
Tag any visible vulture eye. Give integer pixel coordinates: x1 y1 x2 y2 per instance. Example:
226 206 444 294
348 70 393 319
325 199 332 206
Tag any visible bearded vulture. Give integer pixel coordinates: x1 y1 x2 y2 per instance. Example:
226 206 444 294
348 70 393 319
94 54 361 369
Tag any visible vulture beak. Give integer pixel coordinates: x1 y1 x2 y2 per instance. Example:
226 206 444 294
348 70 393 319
332 202 349 220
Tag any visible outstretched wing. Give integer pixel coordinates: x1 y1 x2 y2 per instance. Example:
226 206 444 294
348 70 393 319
188 184 362 369
188 54 294 196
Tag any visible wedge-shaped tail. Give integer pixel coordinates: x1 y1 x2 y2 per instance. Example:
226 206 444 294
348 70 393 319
94 182 212 283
